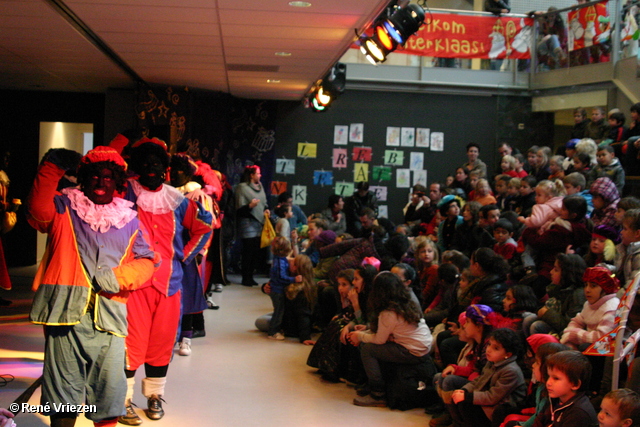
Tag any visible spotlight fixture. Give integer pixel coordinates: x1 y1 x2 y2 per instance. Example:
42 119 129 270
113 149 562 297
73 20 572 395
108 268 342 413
383 3 425 45
358 2 425 64
306 62 347 112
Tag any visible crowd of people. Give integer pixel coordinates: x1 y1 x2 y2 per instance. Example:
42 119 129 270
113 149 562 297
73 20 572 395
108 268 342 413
2 102 640 427
245 103 640 426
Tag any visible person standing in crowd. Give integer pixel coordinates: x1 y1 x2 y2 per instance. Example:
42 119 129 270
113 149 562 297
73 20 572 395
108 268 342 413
235 165 269 287
463 143 487 179
169 153 218 354
28 147 157 427
344 181 378 237
120 139 212 425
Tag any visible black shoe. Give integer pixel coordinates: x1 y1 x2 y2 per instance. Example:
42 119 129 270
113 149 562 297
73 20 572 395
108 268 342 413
425 401 445 415
146 395 165 420
192 329 206 338
355 384 371 397
241 280 258 287
320 373 341 383
118 400 142 425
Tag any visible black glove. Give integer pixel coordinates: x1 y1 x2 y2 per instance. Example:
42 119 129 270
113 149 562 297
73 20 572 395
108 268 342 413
41 148 82 172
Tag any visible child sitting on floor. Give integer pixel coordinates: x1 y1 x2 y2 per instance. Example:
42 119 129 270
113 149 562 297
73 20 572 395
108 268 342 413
590 177 621 229
451 328 527 427
502 338 568 427
584 224 619 267
561 266 620 348
599 388 640 427
267 236 302 340
348 272 433 407
493 218 517 261
532 350 597 427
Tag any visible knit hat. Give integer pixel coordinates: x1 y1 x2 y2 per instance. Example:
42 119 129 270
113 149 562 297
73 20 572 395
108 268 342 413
438 194 460 216
526 334 560 354
590 177 620 205
566 139 580 149
81 146 127 168
315 230 336 246
592 224 621 245
583 266 620 294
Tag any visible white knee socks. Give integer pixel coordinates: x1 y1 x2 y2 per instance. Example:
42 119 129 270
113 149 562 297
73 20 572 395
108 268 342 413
142 377 166 398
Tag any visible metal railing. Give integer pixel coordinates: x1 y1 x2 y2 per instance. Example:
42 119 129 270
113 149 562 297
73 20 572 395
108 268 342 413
341 0 637 76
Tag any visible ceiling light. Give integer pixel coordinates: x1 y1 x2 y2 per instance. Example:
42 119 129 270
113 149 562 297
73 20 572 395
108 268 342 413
289 1 311 7
267 79 281 83
275 52 292 56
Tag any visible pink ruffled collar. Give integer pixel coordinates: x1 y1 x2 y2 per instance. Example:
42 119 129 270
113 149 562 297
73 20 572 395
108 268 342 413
63 188 137 233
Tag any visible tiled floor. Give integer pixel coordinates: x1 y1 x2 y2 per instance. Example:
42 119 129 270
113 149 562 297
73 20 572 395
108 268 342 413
0 269 431 426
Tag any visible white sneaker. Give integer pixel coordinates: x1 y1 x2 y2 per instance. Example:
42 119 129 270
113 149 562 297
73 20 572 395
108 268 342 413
178 337 192 356
268 332 285 341
214 283 223 292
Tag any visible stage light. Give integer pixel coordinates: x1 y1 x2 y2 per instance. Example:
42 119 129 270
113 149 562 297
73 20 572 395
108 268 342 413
310 96 326 111
326 62 347 94
358 2 425 64
359 25 398 65
383 3 425 45
306 62 347 111
315 86 331 106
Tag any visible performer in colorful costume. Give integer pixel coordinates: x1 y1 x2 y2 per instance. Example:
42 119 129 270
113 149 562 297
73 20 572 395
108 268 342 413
120 139 212 425
28 147 157 427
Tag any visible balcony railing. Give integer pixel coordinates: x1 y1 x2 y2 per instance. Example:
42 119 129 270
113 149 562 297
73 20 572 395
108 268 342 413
341 0 638 77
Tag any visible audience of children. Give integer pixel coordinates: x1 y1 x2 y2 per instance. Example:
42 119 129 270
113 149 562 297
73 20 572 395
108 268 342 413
31 128 640 427
254 134 640 422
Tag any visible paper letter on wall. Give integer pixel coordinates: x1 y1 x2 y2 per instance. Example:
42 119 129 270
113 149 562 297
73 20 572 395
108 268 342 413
352 146 372 162
384 150 404 166
335 182 355 197
292 185 307 205
372 166 392 181
276 158 295 174
333 148 348 169
354 163 369 182
298 142 317 158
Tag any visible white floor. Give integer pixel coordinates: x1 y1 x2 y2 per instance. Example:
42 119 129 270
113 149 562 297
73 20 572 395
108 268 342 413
0 271 432 426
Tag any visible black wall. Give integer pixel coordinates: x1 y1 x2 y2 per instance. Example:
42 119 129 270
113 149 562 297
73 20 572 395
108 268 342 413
274 89 509 225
